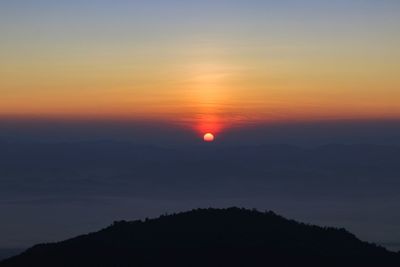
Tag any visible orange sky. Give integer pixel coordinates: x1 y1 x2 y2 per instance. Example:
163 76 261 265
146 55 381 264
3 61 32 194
1 1 399 135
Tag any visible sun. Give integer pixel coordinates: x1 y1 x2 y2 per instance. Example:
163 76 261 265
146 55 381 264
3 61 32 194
203 133 215 142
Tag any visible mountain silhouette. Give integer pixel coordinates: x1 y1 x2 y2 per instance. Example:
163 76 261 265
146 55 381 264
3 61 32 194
1 207 399 267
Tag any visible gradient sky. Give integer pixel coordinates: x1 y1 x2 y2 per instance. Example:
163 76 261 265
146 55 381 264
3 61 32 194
1 0 400 135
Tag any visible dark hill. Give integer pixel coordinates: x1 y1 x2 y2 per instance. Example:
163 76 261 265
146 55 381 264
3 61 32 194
1 208 399 267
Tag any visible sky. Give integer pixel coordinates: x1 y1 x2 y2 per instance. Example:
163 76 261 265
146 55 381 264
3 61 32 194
1 0 400 137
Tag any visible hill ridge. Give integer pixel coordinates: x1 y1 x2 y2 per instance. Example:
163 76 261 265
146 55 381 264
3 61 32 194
1 207 399 267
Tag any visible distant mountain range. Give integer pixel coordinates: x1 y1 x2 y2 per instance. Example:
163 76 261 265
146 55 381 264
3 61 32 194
1 208 399 267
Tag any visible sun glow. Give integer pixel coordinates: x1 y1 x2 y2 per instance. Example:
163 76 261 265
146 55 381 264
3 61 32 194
203 133 215 142
185 61 234 139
